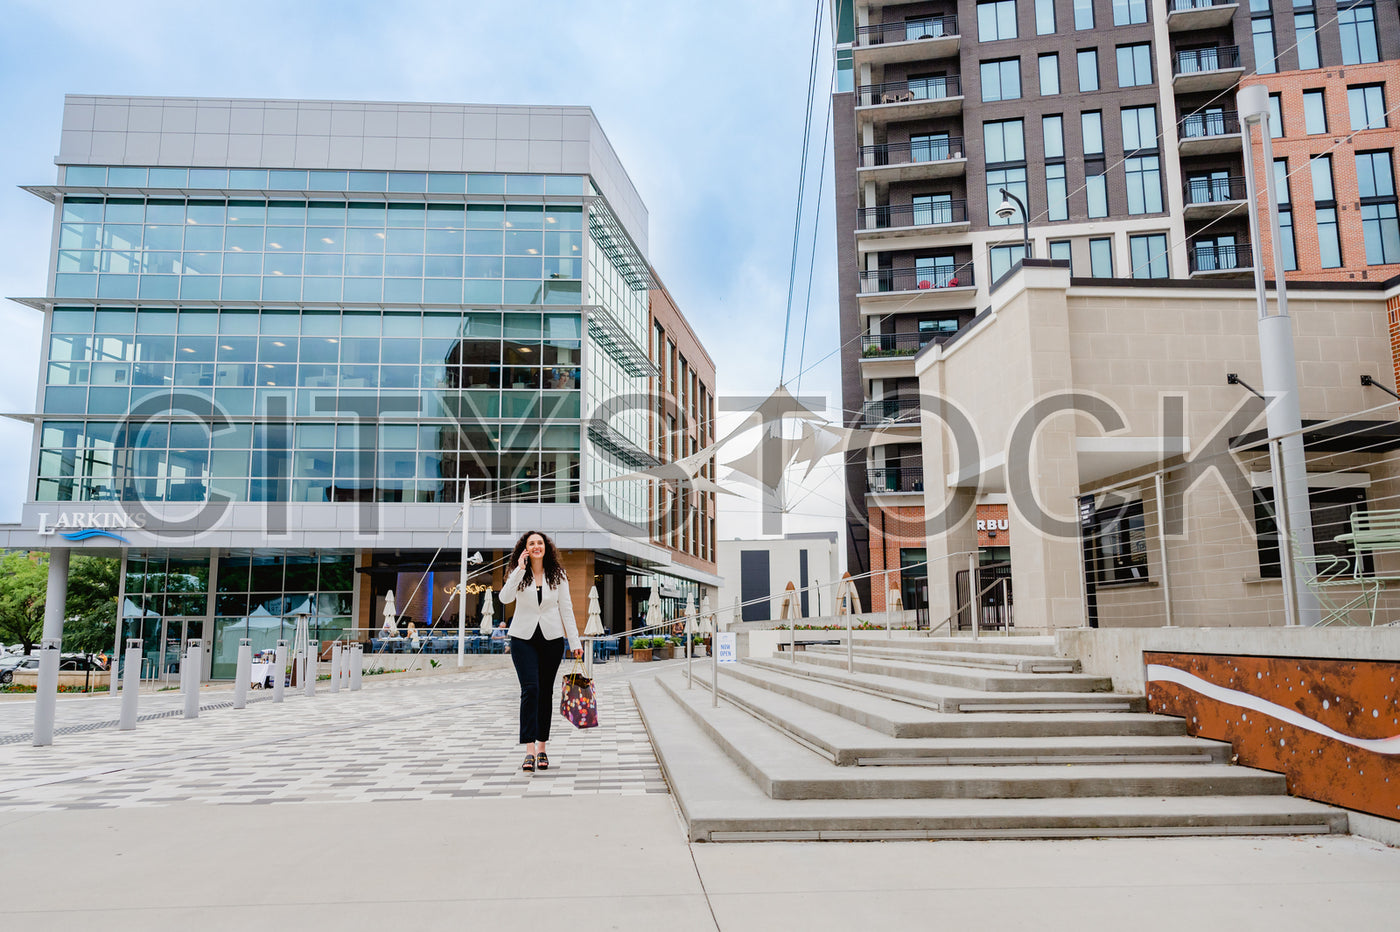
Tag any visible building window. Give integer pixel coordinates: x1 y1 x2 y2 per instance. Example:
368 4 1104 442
1357 151 1400 265
1295 12 1320 69
1087 164 1109 217
1043 115 1065 158
1039 53 1060 95
1349 84 1387 131
1125 156 1162 214
1268 93 1283 137
1081 111 1103 155
1089 499 1148 584
1275 158 1296 270
1116 44 1152 87
913 193 956 225
911 133 952 162
984 119 1026 163
978 0 1019 41
981 58 1022 101
1311 154 1334 201
1255 487 1369 579
1036 0 1056 34
1121 105 1157 152
1112 0 1147 25
990 243 1029 281
1049 239 1073 271
988 167 1029 224
1252 16 1277 74
1303 90 1327 134
1187 169 1233 204
1077 49 1099 92
1314 155 1341 268
1272 158 1291 205
1074 0 1094 30
916 255 957 287
1046 163 1069 220
1129 233 1169 278
1089 237 1113 277
1339 2 1379 65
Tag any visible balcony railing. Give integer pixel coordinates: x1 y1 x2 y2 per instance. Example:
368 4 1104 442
859 200 969 230
856 76 962 107
1185 175 1247 203
861 332 925 357
859 137 965 167
1170 0 1233 9
1188 241 1253 272
858 266 973 294
862 397 922 425
867 466 924 494
1178 109 1241 139
855 16 958 46
1173 45 1241 75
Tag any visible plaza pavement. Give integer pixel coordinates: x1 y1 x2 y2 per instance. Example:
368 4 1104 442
0 658 1396 931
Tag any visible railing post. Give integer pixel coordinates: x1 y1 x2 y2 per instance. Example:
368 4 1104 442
969 552 980 640
1155 472 1175 628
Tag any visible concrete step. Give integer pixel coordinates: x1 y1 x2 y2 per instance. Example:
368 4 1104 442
788 650 1112 694
805 643 1080 674
746 657 1143 713
851 635 1060 658
701 668 1227 766
720 662 1183 738
632 676 1349 842
658 675 1284 801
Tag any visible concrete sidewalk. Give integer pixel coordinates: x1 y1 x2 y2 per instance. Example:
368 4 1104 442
0 662 1396 931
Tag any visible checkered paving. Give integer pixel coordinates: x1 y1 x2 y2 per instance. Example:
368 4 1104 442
0 659 677 810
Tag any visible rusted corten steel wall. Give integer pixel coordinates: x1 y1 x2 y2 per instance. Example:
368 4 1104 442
1146 652 1400 821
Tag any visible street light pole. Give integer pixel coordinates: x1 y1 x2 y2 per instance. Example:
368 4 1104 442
998 187 1031 257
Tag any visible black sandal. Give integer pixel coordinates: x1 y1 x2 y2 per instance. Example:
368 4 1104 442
522 754 535 772
536 752 549 771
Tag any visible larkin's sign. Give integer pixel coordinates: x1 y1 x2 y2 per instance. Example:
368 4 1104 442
35 512 145 543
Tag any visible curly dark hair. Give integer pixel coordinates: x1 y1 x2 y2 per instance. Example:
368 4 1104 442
509 530 567 589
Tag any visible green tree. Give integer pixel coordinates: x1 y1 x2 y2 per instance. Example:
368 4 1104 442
63 556 121 654
0 552 48 654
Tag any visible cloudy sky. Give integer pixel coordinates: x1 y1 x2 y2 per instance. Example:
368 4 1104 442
0 0 850 545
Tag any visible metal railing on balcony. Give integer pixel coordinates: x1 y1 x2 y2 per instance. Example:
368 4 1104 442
859 137 965 167
1185 175 1247 203
855 15 958 47
856 76 962 107
1178 109 1242 139
1173 45 1241 75
859 200 969 230
1188 241 1253 272
858 266 973 294
1170 0 1234 10
867 466 924 494
862 397 922 424
861 331 926 357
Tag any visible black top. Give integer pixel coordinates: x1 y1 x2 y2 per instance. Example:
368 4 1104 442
535 586 543 605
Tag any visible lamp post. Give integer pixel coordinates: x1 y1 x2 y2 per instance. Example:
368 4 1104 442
996 187 1031 259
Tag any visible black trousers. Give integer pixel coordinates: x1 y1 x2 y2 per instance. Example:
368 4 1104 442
510 627 566 745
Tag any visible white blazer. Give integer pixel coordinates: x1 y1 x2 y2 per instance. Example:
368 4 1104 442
499 565 582 652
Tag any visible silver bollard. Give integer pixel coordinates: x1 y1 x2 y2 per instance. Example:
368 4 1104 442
233 638 252 709
32 638 62 747
183 639 201 719
329 642 342 694
119 638 141 730
339 642 351 689
304 641 318 696
273 639 287 703
350 643 363 691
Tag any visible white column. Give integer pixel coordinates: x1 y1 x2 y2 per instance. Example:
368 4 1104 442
32 548 70 747
233 638 252 708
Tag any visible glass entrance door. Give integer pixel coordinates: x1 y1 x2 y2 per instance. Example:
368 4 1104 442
158 618 205 684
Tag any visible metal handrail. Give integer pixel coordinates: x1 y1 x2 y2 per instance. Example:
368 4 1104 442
1185 175 1247 203
1172 45 1242 75
861 331 927 356
859 200 968 230
859 137 965 168
855 16 959 46
861 396 922 424
858 266 973 293
1169 0 1234 11
1178 109 1242 139
856 76 962 107
867 466 924 493
1187 241 1253 272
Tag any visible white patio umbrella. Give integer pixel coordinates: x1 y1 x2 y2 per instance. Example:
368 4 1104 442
478 591 495 635
380 590 399 637
683 592 696 636
583 585 605 637
699 595 713 634
646 583 664 634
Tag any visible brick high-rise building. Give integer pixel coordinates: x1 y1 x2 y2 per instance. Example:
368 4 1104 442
830 0 1400 611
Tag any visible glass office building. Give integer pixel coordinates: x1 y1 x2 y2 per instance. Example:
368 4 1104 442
2 96 719 680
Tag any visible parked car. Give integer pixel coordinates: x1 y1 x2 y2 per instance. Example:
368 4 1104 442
60 654 107 671
0 655 39 684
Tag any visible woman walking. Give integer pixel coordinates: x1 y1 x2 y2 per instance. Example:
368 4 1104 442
499 530 582 773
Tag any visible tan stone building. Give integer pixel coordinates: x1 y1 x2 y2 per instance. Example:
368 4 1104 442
916 260 1400 632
